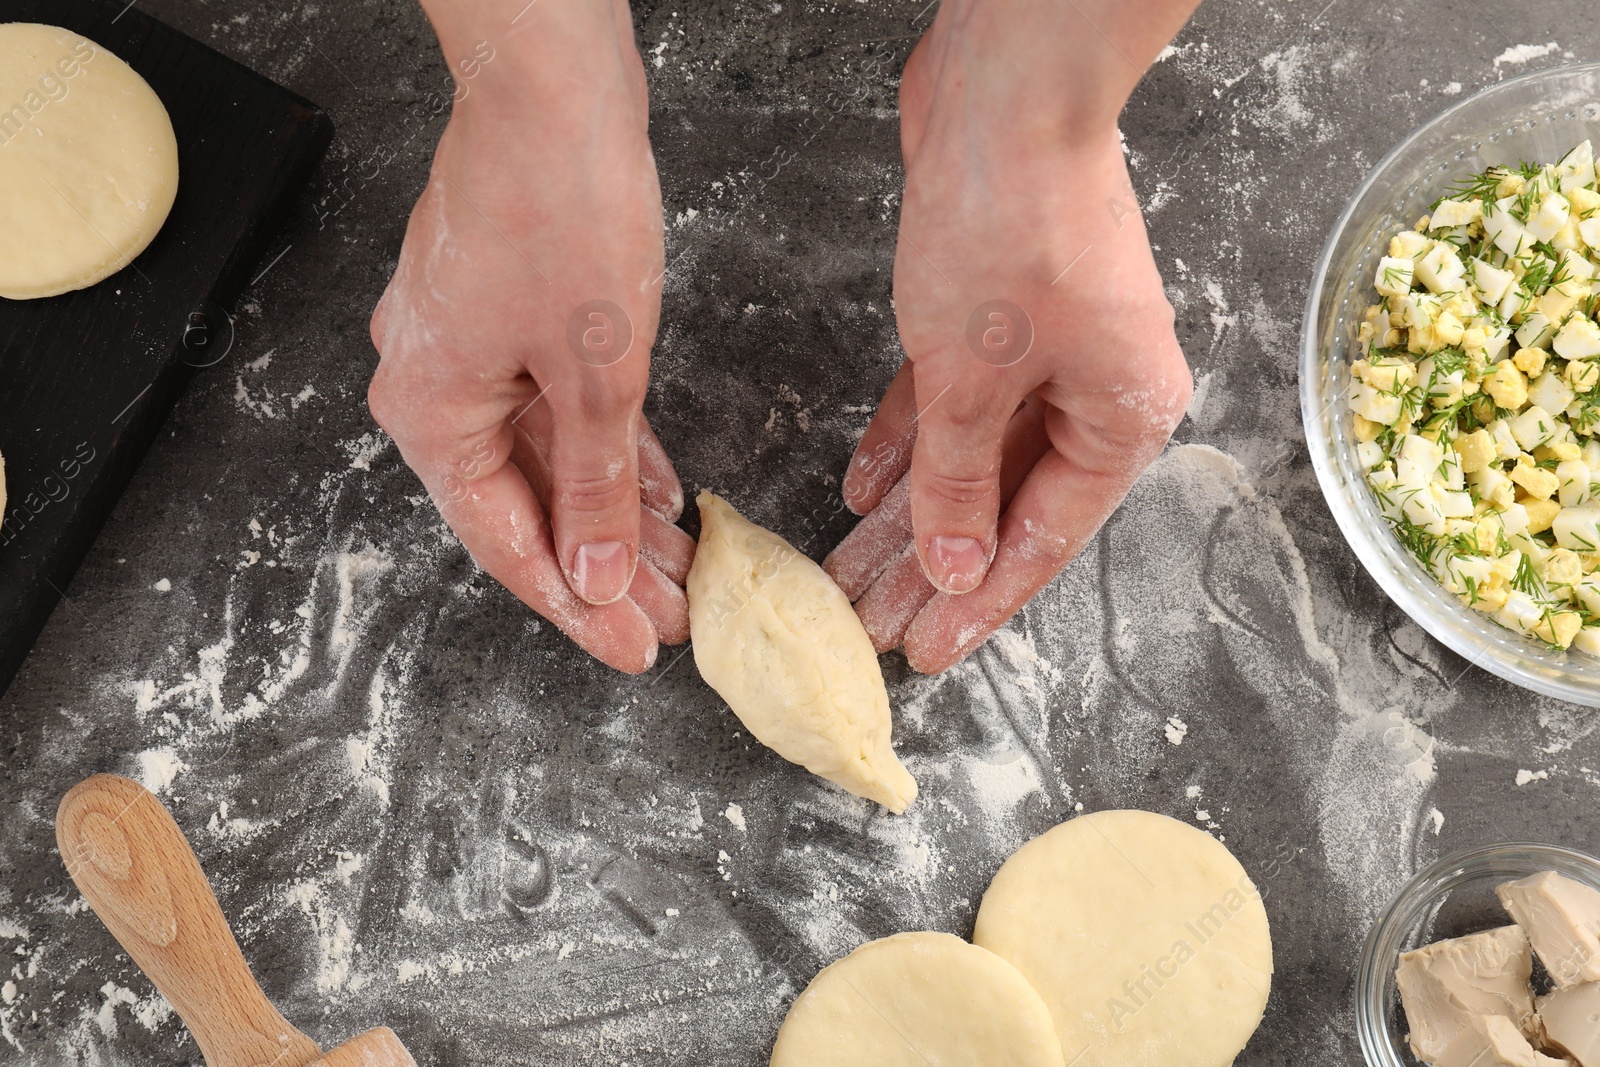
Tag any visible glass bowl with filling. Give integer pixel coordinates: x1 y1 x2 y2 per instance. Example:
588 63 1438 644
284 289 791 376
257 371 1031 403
1303 62 1600 704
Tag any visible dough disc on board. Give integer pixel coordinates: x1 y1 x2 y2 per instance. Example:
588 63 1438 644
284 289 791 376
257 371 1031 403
974 809 1273 1067
0 24 179 300
770 931 1065 1067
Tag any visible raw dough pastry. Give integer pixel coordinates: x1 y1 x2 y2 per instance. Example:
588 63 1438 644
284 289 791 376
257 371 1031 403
974 809 1273 1067
770 932 1065 1067
687 491 916 812
0 24 179 299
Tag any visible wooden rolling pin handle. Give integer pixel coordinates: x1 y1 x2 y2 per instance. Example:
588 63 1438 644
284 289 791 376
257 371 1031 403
56 774 321 1067
313 1027 418 1067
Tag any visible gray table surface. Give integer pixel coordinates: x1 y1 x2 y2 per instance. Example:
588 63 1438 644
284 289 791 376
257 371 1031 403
4 0 1598 1063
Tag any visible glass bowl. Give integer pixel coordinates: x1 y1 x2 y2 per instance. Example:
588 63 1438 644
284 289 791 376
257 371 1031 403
1301 62 1600 706
1355 841 1600 1067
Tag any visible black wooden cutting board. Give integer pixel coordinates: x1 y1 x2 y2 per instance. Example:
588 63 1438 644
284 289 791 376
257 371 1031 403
0 0 333 698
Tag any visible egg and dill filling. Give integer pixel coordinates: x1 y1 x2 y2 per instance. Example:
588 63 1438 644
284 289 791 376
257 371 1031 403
1349 141 1600 653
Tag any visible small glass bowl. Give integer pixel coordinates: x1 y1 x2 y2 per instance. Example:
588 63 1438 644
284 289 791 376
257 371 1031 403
1301 62 1600 705
1355 841 1600 1067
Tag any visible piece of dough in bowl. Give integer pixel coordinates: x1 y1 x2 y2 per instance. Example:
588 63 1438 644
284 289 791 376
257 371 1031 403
771 931 1065 1067
687 491 916 812
0 24 180 300
974 809 1273 1067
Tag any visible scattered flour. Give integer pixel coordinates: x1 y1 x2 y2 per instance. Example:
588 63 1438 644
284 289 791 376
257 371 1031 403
1203 280 1237 345
344 431 391 471
1084 444 1440 927
1165 717 1189 745
131 993 172 1032
1186 370 1213 422
285 879 362 994
206 800 274 842
93 983 137 1039
136 747 187 794
1258 48 1315 132
1493 42 1560 68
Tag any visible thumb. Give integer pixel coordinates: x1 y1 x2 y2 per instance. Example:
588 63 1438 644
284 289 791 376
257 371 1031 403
908 377 1009 594
546 382 643 606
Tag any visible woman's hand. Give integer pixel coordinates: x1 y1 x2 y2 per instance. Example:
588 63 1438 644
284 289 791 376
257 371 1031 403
369 1 691 673
826 0 1197 673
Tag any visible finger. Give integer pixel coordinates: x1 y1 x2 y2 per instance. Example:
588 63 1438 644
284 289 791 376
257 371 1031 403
547 376 645 606
641 507 695 586
898 34 936 167
638 417 684 521
825 396 1047 603
898 328 1190 671
369 293 391 350
824 473 912 600
628 557 690 645
841 398 1049 652
841 361 918 515
999 394 1051 504
511 395 690 639
853 546 936 653
884 396 1045 663
903 446 1126 674
434 456 659 673
518 412 563 508
368 338 657 666
907 373 1012 595
514 410 694 588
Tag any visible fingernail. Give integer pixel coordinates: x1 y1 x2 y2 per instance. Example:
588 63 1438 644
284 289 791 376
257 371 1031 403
573 541 632 604
926 535 987 594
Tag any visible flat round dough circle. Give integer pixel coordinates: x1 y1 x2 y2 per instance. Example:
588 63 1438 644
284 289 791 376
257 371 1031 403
974 810 1273 1067
0 24 178 299
771 932 1065 1067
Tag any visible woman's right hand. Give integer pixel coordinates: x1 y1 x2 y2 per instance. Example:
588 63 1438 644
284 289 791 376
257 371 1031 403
368 0 692 673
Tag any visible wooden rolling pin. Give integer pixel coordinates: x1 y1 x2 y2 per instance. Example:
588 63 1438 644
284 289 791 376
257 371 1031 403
56 774 415 1067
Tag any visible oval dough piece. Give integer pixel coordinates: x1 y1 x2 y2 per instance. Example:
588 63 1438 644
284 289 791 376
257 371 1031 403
0 24 179 300
974 809 1273 1067
687 491 916 812
771 932 1065 1067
